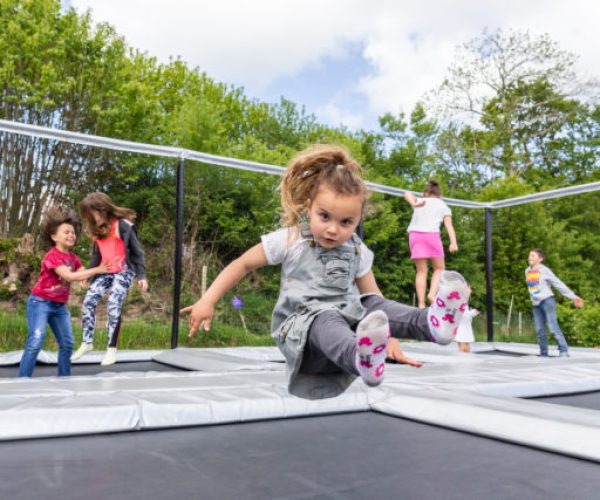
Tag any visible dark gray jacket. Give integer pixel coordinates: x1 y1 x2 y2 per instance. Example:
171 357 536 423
88 219 146 279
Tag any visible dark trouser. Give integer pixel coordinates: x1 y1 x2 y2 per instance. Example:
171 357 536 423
302 295 431 375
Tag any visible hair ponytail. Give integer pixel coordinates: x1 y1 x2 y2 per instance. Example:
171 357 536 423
279 144 367 227
424 179 442 197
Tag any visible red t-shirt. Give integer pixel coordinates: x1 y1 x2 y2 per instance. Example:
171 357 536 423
31 247 82 303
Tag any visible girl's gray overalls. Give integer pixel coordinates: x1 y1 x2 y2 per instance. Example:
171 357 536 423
271 225 365 399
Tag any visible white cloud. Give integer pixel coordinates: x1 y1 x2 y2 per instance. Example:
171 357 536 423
70 0 600 129
71 0 369 87
319 103 364 130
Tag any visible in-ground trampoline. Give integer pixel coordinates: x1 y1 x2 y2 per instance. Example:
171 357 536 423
1 121 600 499
1 342 600 500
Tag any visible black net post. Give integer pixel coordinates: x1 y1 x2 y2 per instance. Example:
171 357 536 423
485 208 494 342
170 156 185 349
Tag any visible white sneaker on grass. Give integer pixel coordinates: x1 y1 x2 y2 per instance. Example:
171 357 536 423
71 343 93 361
100 347 118 366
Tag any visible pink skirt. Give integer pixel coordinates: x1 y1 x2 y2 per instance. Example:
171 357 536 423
409 231 444 259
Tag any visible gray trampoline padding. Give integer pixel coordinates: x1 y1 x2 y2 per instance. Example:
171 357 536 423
531 391 600 411
1 343 600 463
1 412 599 500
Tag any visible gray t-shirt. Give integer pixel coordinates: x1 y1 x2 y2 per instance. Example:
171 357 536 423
525 264 576 306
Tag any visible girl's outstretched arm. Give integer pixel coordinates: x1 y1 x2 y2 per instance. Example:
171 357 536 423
386 338 423 368
356 270 383 296
180 243 268 337
403 191 426 208
443 215 458 252
54 263 110 283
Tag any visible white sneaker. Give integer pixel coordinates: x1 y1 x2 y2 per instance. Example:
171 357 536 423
71 343 93 361
100 347 118 366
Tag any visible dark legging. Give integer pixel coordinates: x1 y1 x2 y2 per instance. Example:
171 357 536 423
302 295 431 375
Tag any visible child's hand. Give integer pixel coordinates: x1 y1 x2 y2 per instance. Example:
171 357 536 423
574 297 584 308
448 242 458 253
97 262 111 274
472 308 480 316
138 279 149 293
386 338 423 368
78 279 88 290
180 299 215 337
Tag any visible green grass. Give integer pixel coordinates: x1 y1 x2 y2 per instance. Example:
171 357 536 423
0 304 577 353
472 311 538 344
0 308 275 352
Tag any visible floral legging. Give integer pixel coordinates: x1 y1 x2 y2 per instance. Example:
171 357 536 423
81 269 135 348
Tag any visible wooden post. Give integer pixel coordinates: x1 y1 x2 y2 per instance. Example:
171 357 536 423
201 265 207 297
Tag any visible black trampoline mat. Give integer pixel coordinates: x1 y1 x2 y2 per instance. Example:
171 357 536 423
530 391 600 411
475 349 529 357
0 412 598 500
0 360 187 378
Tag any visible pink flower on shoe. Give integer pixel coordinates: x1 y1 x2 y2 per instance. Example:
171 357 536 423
459 302 467 312
447 291 461 300
441 313 455 323
375 363 385 378
359 359 373 368
373 343 386 354
358 337 372 346
430 315 439 328
436 297 446 308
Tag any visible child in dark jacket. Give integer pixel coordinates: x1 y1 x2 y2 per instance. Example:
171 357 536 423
71 193 148 366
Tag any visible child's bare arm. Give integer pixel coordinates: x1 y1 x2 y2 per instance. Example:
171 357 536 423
356 271 383 296
404 192 426 208
443 216 458 252
386 338 423 368
54 263 110 283
180 243 268 337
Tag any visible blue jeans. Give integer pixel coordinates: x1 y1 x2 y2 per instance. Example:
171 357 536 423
19 295 74 377
532 296 569 356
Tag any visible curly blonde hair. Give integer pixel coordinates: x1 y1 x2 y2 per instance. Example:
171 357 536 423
279 144 368 227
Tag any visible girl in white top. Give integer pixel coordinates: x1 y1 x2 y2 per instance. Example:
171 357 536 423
404 180 458 308
181 145 469 399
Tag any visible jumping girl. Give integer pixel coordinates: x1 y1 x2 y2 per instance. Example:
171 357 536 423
71 193 148 366
404 180 458 308
181 146 469 399
19 206 109 377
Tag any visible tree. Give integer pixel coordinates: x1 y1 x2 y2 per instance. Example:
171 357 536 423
0 0 165 237
428 29 599 180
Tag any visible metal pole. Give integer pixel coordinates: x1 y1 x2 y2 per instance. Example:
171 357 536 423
356 221 365 240
485 208 494 342
171 157 185 349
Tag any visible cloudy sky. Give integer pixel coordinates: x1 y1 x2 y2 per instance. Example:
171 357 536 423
66 0 599 131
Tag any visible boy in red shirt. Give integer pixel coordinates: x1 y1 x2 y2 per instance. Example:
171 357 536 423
19 206 109 377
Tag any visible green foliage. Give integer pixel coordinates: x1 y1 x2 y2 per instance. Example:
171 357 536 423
1 8 599 350
557 303 600 347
